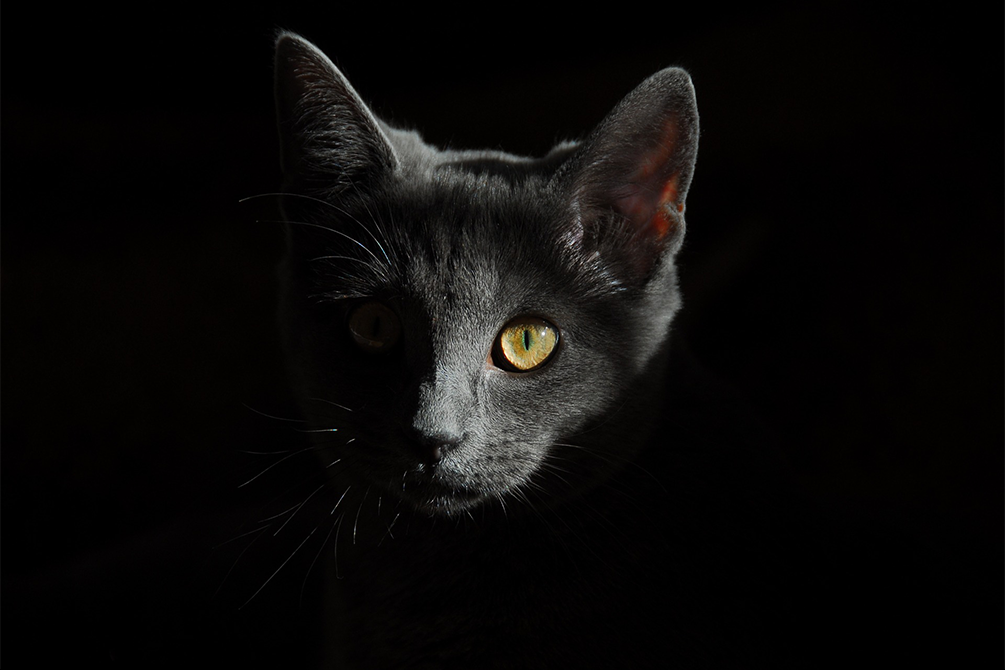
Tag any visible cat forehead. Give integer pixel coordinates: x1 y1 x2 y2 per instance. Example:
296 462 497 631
338 173 585 309
393 188 568 298
380 162 568 246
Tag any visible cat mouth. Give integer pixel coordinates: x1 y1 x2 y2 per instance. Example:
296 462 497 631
398 472 489 516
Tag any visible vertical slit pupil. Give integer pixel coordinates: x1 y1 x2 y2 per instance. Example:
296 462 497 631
522 328 532 351
371 315 382 339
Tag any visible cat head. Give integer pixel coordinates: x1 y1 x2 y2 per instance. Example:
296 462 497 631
273 32 698 517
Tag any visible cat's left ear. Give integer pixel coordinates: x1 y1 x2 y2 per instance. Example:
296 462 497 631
562 68 698 271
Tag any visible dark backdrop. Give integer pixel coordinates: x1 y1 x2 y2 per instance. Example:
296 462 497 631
3 4 1000 665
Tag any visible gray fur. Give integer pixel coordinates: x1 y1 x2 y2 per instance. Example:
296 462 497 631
271 31 819 669
275 31 698 518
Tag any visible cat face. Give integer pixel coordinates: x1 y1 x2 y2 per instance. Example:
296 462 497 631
274 33 698 516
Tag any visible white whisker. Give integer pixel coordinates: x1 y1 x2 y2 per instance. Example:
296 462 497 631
353 486 371 544
332 512 346 580
240 191 392 267
331 486 351 514
301 515 342 604
213 524 271 598
307 397 355 413
239 446 317 488
241 528 316 608
273 484 325 536
241 403 307 424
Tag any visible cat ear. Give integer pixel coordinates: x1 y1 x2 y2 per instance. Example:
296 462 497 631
563 68 698 272
274 32 398 194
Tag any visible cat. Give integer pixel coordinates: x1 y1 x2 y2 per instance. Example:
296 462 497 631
270 31 843 669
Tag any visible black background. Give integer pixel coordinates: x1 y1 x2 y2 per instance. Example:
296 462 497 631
3 4 1001 665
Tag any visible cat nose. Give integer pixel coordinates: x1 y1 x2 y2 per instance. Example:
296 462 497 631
405 429 459 465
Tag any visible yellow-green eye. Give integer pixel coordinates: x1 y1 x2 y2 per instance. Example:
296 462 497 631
348 301 401 352
493 317 559 372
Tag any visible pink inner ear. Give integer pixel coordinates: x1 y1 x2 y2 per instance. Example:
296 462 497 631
650 176 683 239
613 117 685 241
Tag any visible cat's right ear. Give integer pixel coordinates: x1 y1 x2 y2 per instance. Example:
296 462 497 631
274 32 397 195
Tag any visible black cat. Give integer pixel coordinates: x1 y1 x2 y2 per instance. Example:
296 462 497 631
270 32 894 668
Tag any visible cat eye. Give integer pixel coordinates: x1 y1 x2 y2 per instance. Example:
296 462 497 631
492 317 559 372
348 301 401 352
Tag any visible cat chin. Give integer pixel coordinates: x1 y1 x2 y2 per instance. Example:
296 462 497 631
405 491 489 517
395 478 495 517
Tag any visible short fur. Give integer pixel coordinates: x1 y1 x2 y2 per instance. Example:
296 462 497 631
272 32 832 668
